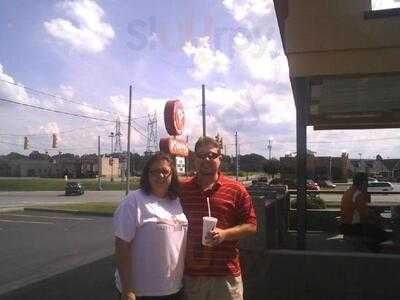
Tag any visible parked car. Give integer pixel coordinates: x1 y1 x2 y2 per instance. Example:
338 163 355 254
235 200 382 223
65 182 85 196
252 176 269 184
367 181 394 193
317 179 336 188
368 177 378 183
283 179 297 189
307 180 320 191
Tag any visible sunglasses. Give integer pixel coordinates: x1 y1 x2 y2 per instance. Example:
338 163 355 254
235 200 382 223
149 169 172 178
196 152 221 161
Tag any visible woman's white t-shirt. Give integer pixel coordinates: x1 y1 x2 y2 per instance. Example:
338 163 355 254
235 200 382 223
113 189 188 297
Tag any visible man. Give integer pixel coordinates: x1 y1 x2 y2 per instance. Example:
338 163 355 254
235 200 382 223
179 136 257 300
340 172 388 251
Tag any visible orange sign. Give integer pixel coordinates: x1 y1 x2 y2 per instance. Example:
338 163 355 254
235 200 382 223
164 100 185 136
159 137 189 157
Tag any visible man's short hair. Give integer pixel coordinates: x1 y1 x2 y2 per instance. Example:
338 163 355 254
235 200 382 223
194 136 221 153
353 172 368 188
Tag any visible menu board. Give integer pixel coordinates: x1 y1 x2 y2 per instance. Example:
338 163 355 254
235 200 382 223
309 75 400 130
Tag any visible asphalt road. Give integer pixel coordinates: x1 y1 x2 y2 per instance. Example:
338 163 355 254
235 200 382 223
0 211 114 296
0 191 126 210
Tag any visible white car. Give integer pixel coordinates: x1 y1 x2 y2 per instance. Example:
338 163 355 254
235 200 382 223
367 181 394 193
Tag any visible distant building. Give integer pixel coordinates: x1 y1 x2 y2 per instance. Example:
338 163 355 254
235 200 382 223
382 159 400 179
81 155 121 180
0 156 81 178
280 151 349 180
348 158 400 179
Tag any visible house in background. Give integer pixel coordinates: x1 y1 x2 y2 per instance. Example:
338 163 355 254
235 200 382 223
348 158 400 180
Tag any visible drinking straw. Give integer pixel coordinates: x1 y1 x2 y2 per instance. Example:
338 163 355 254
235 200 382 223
206 197 211 217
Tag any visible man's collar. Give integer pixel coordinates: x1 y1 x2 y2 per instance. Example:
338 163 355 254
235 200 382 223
192 171 224 190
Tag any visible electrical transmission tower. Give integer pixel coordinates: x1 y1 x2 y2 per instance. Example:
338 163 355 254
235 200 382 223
114 117 122 153
145 111 159 155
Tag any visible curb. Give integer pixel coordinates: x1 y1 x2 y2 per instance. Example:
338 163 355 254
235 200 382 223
0 207 25 213
23 207 113 217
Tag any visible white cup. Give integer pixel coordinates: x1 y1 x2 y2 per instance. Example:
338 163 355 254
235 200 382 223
202 216 218 246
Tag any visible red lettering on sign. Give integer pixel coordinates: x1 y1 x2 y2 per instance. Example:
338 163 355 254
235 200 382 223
159 137 189 157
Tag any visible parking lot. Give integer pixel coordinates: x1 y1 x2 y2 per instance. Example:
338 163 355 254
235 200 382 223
0 211 114 296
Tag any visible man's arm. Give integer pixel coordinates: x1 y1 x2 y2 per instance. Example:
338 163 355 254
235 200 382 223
115 237 136 300
209 185 257 246
209 223 257 246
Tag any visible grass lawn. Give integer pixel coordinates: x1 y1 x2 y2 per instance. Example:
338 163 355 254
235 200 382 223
27 202 118 215
0 177 140 191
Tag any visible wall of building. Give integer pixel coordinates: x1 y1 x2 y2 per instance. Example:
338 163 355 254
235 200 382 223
100 157 121 180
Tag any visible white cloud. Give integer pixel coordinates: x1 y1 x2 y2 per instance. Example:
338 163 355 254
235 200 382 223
59 85 75 98
307 128 400 159
39 122 61 136
183 36 231 80
234 34 289 84
44 0 115 53
176 84 295 155
0 64 30 104
372 0 400 10
222 0 274 22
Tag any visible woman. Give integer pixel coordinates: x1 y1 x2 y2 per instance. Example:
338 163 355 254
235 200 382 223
114 152 187 300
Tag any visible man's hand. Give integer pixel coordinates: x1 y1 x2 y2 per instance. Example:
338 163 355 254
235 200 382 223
121 291 136 300
208 227 227 246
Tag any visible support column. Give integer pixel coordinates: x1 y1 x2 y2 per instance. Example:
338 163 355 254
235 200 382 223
292 78 308 250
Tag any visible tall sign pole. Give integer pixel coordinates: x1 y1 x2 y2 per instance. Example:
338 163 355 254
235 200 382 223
126 85 132 196
235 131 239 181
97 136 102 190
267 139 272 160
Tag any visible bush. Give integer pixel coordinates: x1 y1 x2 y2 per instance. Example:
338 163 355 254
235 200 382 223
238 171 246 177
291 194 326 209
269 178 281 185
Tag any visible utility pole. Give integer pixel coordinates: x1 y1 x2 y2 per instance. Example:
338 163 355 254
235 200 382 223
186 135 189 175
97 136 102 190
202 84 206 137
126 85 133 196
235 131 239 181
109 132 115 154
267 139 272 160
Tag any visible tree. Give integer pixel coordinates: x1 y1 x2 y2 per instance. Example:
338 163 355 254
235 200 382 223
263 159 280 178
239 153 268 172
5 152 27 160
29 151 50 160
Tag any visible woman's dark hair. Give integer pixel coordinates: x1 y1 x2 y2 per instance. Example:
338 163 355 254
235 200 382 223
140 152 179 200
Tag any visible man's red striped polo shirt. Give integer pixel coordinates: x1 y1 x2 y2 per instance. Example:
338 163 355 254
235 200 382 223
179 173 257 277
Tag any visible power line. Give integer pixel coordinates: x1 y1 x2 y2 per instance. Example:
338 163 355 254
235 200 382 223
0 96 117 123
0 79 151 122
0 78 122 118
225 136 400 147
0 124 112 137
0 96 151 139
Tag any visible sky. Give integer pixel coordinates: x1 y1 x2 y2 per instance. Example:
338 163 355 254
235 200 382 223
0 0 399 160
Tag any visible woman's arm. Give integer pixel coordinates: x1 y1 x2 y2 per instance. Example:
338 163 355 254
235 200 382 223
115 237 136 300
